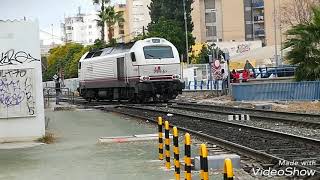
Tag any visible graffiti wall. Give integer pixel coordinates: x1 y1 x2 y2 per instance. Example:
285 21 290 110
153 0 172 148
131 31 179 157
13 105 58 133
0 20 45 142
215 41 262 57
0 69 36 118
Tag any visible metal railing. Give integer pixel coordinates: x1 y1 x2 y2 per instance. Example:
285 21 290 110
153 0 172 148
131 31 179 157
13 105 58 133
43 87 75 107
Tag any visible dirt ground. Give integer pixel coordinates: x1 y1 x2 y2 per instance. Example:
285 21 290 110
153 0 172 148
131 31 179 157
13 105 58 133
177 93 320 114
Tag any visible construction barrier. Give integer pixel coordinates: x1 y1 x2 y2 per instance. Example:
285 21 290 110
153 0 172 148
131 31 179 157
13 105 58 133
200 144 209 180
224 158 234 180
158 117 163 160
173 127 180 180
184 133 192 180
164 121 171 169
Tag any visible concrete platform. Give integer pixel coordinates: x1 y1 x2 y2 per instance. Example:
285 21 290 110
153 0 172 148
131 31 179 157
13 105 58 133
194 154 241 170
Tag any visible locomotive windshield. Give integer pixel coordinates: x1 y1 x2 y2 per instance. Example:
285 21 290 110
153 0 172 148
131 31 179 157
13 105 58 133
143 46 174 59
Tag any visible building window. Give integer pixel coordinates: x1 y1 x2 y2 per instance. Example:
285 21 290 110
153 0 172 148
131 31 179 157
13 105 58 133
88 25 92 28
206 26 217 37
66 26 72 30
67 33 72 40
119 30 125 35
205 0 215 9
89 39 93 43
205 12 216 23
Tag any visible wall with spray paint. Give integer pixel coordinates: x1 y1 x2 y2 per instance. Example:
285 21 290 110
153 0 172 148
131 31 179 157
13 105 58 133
0 20 45 142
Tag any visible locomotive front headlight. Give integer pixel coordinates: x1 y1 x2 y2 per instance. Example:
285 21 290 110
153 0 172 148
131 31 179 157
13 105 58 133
172 74 181 79
140 76 150 81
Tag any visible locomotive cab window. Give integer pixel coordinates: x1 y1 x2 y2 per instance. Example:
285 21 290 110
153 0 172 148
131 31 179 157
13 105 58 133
85 52 94 59
143 46 174 59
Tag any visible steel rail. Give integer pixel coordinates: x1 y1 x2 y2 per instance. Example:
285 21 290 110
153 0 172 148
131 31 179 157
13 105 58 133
168 104 320 127
177 102 320 119
124 105 320 145
108 106 320 176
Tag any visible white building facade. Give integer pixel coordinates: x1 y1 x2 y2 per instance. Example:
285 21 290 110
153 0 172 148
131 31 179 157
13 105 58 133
62 13 101 45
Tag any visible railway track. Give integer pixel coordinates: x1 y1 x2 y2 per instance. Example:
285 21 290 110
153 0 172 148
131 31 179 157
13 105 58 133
108 105 320 177
176 102 320 123
156 104 320 140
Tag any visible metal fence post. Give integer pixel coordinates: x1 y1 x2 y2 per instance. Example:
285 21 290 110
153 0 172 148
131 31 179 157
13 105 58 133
158 117 164 160
164 121 170 169
173 127 180 180
184 133 192 180
200 144 208 180
224 158 234 180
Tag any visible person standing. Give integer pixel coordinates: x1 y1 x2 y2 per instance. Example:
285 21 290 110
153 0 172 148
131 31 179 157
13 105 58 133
53 74 61 105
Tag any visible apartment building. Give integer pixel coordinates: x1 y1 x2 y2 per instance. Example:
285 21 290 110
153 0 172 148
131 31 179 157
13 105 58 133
62 12 100 45
192 0 284 46
112 4 130 43
126 0 151 38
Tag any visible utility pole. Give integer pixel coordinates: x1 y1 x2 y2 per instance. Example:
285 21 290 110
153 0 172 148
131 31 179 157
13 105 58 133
278 0 283 63
51 24 54 45
183 0 190 64
273 0 279 67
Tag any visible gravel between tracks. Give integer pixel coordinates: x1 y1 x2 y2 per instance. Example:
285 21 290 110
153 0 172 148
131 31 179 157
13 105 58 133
144 105 320 140
116 106 320 165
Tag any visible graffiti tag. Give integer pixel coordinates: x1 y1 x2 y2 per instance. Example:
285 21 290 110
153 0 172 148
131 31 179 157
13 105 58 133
236 44 251 54
0 49 40 66
0 69 35 116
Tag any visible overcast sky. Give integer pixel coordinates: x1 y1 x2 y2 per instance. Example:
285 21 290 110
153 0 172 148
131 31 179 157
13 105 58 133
0 0 125 36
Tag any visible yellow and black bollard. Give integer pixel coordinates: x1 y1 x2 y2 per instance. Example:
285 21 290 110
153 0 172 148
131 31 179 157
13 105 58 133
164 121 170 169
200 144 209 180
158 117 163 160
223 158 234 180
184 133 192 180
173 127 180 180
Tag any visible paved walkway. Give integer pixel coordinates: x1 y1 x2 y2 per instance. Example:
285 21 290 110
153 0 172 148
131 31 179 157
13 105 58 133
0 108 172 180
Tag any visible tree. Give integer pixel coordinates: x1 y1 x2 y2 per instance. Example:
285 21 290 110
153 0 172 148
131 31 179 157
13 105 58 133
192 44 224 64
148 0 195 60
148 18 194 57
149 0 194 32
281 0 320 27
98 6 124 43
44 43 86 81
93 0 110 41
284 6 320 81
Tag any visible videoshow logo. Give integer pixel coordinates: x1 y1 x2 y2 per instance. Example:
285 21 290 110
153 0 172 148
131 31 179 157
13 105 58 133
252 160 317 177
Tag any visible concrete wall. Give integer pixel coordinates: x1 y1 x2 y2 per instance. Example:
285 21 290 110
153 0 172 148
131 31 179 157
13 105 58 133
0 20 45 142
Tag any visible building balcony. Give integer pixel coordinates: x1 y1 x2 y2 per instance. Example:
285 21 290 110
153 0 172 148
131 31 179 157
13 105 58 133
255 29 265 37
254 15 264 23
253 1 264 9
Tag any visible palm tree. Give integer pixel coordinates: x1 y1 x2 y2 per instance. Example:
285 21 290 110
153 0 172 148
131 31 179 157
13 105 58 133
284 6 320 81
103 6 125 43
93 0 110 41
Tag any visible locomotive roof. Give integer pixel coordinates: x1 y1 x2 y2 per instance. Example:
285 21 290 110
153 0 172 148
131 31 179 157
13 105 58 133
84 43 134 59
